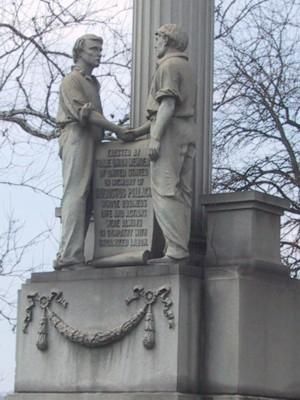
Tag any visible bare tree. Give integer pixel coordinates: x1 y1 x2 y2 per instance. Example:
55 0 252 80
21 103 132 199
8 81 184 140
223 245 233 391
213 0 300 274
0 214 53 329
0 0 132 141
215 0 268 40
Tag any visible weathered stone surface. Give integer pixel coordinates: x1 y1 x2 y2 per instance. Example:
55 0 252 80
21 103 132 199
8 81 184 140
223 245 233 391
202 191 289 267
7 393 201 400
5 393 289 400
15 265 202 393
93 139 153 265
199 397 286 400
201 265 300 399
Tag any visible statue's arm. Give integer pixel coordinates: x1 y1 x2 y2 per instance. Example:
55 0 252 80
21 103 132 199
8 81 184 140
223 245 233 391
59 75 124 137
88 110 124 136
148 96 176 161
125 121 151 139
123 96 175 144
151 97 175 141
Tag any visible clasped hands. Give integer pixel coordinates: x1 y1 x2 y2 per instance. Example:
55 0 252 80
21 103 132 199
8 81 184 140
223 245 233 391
117 127 137 143
117 127 160 161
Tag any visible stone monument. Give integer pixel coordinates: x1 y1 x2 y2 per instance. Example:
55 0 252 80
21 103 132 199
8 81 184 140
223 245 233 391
6 1 300 400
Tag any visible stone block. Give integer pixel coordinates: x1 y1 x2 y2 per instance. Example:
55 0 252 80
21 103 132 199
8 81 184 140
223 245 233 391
201 265 300 399
5 392 288 400
14 265 202 393
199 396 285 400
201 191 289 267
6 393 201 400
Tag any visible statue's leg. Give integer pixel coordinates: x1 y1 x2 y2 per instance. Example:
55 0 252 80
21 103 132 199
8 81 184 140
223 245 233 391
152 187 190 259
150 137 194 260
57 125 94 266
84 173 94 236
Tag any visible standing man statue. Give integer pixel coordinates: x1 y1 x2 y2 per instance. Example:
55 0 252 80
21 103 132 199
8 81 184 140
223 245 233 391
127 24 197 264
54 34 127 270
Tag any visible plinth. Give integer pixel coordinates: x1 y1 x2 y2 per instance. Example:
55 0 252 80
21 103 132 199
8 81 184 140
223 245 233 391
200 192 300 400
8 265 202 400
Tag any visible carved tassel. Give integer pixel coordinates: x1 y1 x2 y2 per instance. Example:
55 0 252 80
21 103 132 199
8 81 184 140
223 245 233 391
36 308 48 351
143 304 155 349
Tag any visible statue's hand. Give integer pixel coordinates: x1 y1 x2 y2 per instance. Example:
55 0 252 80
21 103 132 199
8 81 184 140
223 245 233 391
119 128 137 142
79 102 93 126
81 102 93 117
149 137 160 161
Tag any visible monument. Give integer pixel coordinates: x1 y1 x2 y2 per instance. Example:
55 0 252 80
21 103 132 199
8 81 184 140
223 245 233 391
6 1 300 400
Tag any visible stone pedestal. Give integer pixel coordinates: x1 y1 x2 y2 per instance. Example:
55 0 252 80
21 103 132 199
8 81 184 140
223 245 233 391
199 191 300 400
9 265 202 398
201 265 300 400
201 191 289 268
8 192 300 400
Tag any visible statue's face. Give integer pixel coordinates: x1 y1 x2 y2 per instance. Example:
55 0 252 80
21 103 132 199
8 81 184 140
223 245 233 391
155 33 168 59
79 39 103 67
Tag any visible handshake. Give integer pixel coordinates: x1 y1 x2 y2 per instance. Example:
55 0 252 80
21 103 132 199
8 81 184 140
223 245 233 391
115 121 160 161
115 121 150 143
117 127 141 143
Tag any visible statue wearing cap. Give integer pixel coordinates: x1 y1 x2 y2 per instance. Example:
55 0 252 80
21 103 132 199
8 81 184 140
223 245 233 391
126 24 197 264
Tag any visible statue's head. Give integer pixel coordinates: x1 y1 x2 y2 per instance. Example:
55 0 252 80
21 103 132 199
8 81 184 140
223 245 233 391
72 34 103 67
155 24 188 58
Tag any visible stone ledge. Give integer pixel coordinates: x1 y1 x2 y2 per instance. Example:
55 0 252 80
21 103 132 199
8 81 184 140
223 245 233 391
201 191 290 215
200 396 289 400
5 393 289 400
6 393 201 400
204 261 289 279
29 264 203 283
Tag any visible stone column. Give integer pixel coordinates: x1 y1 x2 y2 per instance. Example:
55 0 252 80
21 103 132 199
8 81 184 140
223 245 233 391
131 0 214 256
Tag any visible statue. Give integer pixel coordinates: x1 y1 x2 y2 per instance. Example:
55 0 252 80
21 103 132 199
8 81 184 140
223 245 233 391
127 24 197 264
54 34 127 270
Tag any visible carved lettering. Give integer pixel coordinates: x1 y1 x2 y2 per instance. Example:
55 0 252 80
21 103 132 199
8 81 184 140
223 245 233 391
94 140 153 259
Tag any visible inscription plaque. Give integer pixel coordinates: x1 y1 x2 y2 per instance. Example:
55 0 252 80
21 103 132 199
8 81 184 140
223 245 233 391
93 138 153 266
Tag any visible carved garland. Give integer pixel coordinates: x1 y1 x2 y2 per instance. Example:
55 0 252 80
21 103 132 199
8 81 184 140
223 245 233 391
23 286 175 351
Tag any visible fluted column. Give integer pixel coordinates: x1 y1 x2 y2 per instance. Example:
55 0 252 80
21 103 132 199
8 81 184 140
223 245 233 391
131 0 214 255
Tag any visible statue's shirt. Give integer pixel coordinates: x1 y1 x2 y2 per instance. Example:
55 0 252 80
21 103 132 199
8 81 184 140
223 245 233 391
146 53 196 119
146 52 197 197
56 65 103 135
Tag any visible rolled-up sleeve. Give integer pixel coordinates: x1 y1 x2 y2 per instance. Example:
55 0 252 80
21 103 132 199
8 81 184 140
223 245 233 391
155 62 182 104
59 75 92 123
